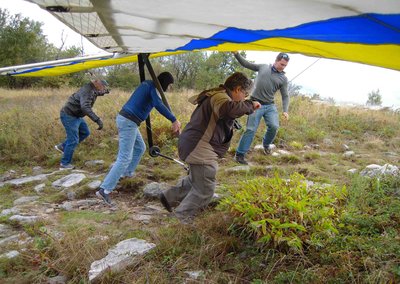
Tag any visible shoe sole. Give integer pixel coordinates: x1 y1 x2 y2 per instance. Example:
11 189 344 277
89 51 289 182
59 167 74 170
54 145 63 153
159 193 172 212
96 191 113 206
234 158 248 165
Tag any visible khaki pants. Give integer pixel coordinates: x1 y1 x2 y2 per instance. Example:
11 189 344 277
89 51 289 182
163 163 217 220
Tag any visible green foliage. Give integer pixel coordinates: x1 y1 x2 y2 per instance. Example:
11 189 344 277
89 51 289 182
105 64 140 91
159 52 206 89
341 175 400 236
220 173 347 251
0 8 83 89
305 128 325 142
193 51 254 90
288 141 303 150
366 89 382 106
288 82 301 97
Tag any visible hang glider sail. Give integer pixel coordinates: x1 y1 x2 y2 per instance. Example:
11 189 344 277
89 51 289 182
1 0 399 76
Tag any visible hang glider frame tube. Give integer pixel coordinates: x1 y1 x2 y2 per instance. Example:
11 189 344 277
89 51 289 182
0 54 114 75
138 53 188 171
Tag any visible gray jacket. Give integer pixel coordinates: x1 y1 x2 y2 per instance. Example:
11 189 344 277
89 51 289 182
234 53 289 113
61 82 101 122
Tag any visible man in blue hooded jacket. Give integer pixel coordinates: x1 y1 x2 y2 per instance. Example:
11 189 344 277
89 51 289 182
96 72 181 206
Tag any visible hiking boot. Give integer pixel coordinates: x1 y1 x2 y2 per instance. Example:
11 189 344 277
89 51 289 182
59 163 74 170
263 144 276 155
159 192 172 212
96 188 113 206
234 153 248 165
54 143 64 153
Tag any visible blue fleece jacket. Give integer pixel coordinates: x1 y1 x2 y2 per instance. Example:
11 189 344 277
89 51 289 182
121 80 176 124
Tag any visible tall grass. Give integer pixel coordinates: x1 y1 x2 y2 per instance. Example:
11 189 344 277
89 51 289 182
0 88 192 169
1 88 399 171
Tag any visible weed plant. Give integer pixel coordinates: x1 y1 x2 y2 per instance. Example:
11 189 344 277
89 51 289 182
220 173 347 251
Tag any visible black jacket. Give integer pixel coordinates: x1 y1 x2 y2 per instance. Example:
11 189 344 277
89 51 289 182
61 82 101 122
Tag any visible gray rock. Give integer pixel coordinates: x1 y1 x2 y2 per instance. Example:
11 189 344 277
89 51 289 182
0 234 21 246
144 204 164 212
85 160 105 167
0 224 17 238
185 270 204 280
143 182 170 199
65 191 76 200
32 166 43 175
383 151 399 157
88 238 156 282
343 151 355 158
348 168 358 174
0 250 19 259
360 164 399 178
224 165 250 173
276 149 291 155
9 215 40 224
0 170 16 182
13 196 39 206
34 183 46 193
52 173 86 188
76 199 99 207
87 180 102 189
45 208 55 213
0 173 49 187
47 275 67 284
342 144 350 151
131 214 152 223
1 207 20 217
60 201 74 211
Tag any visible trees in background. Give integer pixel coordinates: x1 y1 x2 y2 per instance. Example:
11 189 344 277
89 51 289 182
0 8 82 89
366 89 382 106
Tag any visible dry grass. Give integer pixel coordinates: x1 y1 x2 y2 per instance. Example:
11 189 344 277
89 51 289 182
0 88 399 283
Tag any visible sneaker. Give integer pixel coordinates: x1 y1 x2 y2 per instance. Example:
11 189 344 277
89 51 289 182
96 188 113 206
263 144 276 155
234 153 248 165
54 143 64 153
159 192 172 212
59 163 74 170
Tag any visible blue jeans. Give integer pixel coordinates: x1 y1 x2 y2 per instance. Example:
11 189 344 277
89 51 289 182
236 104 279 155
101 114 146 193
60 111 90 165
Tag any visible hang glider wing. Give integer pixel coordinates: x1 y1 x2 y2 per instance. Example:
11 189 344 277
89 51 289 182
1 0 399 76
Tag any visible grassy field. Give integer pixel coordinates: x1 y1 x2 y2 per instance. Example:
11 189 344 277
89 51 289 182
0 87 399 283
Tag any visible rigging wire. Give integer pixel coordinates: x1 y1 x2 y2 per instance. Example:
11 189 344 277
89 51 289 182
289 57 321 83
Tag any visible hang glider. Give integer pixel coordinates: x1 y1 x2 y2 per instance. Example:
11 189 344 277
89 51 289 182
1 0 399 76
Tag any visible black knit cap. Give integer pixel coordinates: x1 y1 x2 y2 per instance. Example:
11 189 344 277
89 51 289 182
157 72 174 92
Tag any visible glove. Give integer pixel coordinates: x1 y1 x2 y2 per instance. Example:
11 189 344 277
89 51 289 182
96 118 103 130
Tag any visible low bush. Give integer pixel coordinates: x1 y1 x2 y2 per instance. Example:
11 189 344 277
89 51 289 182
220 173 347 251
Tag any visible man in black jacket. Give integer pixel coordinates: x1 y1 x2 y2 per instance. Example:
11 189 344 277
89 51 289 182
55 79 109 169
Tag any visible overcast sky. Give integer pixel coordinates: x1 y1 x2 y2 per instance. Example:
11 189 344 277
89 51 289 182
1 0 399 108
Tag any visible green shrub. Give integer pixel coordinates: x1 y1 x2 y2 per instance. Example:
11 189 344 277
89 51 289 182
219 173 347 251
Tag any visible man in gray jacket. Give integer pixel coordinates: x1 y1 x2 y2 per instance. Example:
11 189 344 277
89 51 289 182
233 52 290 164
55 79 109 169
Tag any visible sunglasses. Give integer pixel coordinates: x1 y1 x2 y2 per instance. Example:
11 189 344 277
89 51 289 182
277 53 290 61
